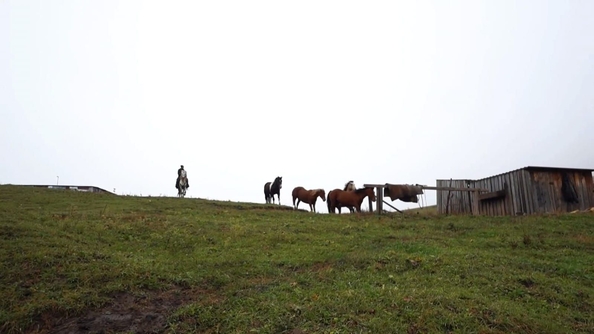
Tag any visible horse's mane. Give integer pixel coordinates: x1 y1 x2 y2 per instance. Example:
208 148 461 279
270 177 282 191
343 181 355 191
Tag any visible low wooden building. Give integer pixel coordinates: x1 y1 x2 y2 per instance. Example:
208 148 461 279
29 185 116 195
436 166 594 216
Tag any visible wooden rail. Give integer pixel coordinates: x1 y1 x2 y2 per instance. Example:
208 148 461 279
363 183 489 215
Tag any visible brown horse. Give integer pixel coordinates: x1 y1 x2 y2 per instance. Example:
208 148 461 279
327 189 348 213
327 186 376 214
292 187 326 213
326 181 357 213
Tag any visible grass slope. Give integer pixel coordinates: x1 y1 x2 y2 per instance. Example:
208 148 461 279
1 185 593 333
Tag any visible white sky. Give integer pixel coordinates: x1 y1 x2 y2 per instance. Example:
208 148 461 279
1 1 593 213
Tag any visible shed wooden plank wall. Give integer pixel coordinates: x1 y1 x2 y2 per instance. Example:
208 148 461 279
585 174 591 206
582 172 594 208
436 179 473 214
475 172 510 216
436 180 442 213
522 170 535 214
437 169 593 216
529 170 593 213
513 169 531 214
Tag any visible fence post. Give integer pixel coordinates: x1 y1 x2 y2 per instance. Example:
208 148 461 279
375 186 383 213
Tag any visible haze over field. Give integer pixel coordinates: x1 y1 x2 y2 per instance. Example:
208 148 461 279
2 1 593 212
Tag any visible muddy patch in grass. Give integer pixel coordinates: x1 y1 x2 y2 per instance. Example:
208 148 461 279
28 286 211 334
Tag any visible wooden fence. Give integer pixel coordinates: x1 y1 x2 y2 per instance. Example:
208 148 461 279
364 183 488 215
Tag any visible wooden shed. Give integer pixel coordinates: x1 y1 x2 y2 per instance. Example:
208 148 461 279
29 185 116 195
436 166 594 216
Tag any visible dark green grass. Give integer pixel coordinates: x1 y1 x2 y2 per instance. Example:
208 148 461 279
1 185 593 333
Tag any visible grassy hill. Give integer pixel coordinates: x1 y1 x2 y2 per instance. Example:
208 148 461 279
403 205 438 215
1 185 593 333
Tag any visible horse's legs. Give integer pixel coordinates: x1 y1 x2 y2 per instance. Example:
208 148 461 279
296 199 301 209
278 193 281 205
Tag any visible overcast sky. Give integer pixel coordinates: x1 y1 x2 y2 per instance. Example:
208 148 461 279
1 1 593 213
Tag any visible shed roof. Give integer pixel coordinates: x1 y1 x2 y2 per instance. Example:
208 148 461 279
474 166 594 181
26 184 116 195
522 166 594 172
473 166 594 182
438 166 594 183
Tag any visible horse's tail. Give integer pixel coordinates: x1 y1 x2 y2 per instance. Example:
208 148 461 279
264 182 271 202
291 187 299 207
327 191 332 213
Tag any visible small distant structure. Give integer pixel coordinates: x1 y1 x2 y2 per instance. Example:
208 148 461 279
28 184 116 195
437 166 594 216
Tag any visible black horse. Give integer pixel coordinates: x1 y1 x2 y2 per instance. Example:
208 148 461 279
264 176 283 204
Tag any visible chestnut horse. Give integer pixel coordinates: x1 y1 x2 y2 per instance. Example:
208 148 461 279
328 181 357 213
327 186 376 214
292 187 326 213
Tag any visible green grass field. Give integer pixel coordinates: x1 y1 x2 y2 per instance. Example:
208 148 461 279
1 185 593 333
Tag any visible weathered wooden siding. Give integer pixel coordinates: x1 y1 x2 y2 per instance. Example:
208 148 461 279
581 173 594 208
522 169 535 215
510 169 532 215
529 170 593 213
474 172 508 216
436 179 475 215
437 168 593 216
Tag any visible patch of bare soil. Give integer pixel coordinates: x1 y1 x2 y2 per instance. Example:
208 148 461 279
28 286 207 334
